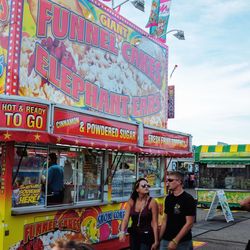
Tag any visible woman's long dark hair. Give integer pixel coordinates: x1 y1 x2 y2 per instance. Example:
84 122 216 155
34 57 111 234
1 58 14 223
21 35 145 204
130 178 149 202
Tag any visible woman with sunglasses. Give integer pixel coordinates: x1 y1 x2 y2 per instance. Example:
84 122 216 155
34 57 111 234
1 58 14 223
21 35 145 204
119 178 159 250
159 171 196 250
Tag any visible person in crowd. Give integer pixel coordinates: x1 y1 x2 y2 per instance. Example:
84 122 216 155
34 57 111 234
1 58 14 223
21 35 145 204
119 178 159 250
188 173 195 189
239 196 250 211
184 174 189 188
42 153 64 205
51 239 94 250
159 171 196 250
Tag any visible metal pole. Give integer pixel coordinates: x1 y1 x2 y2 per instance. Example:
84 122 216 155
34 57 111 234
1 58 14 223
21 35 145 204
112 0 130 10
169 64 178 79
159 29 184 39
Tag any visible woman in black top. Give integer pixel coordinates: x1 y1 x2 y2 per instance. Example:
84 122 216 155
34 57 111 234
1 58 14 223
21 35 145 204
119 178 159 250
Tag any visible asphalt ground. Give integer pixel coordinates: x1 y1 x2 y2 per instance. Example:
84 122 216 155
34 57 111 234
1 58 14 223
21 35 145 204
185 189 250 250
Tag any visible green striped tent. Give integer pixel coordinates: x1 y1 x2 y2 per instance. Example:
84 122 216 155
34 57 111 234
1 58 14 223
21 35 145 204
195 144 250 164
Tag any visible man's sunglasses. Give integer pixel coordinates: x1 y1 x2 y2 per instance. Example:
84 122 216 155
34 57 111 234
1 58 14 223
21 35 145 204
140 184 151 188
167 178 178 182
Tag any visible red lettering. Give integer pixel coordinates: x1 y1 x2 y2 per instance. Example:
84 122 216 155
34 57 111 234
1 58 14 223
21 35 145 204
138 50 147 74
24 224 35 244
52 5 69 38
85 21 99 46
35 45 49 79
110 93 121 116
35 44 85 101
35 223 42 237
148 94 161 114
130 46 139 66
72 74 85 100
48 220 55 232
159 3 169 13
122 42 162 88
154 61 161 86
100 29 109 51
121 95 129 117
109 33 118 54
69 13 85 42
42 221 48 233
37 0 118 56
139 96 147 116
121 42 130 62
49 56 61 88
148 57 155 81
61 65 72 96
37 0 52 36
98 88 109 113
85 82 98 109
132 97 140 117
132 94 161 117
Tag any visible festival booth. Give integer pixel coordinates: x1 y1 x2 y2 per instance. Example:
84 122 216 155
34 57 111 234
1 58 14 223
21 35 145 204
0 0 192 249
195 145 250 208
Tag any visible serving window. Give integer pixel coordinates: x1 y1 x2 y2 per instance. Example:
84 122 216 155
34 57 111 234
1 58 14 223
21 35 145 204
12 146 47 208
138 156 163 196
111 153 136 199
11 145 104 209
199 164 250 190
76 149 103 202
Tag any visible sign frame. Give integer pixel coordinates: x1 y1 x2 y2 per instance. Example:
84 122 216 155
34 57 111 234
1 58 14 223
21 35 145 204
206 190 234 223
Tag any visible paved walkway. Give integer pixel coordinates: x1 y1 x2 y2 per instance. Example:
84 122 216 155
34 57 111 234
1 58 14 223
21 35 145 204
186 188 250 249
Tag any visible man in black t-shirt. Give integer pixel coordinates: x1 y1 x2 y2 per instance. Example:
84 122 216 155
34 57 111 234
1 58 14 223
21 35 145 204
159 171 196 250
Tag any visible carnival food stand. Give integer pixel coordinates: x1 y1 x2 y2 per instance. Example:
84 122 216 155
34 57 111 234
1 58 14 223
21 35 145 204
0 0 192 249
195 145 250 208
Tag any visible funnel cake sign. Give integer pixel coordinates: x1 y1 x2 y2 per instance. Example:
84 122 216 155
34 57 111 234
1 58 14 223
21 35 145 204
9 0 168 128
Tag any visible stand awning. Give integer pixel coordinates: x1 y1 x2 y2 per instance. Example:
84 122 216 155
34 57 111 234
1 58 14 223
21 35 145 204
0 130 192 158
195 144 250 164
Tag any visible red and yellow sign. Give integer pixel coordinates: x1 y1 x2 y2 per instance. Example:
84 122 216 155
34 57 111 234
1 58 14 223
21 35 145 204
0 100 48 131
53 107 137 144
144 128 189 151
13 184 41 206
2 0 168 128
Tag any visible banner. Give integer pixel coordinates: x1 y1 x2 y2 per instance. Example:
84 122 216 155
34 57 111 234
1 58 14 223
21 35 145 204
150 0 171 42
168 85 174 118
2 0 168 129
145 0 160 28
53 107 138 144
0 100 49 131
144 128 189 151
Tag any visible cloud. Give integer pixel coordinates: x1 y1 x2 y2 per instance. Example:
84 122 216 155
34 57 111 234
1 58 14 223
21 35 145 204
101 0 250 145
172 0 250 24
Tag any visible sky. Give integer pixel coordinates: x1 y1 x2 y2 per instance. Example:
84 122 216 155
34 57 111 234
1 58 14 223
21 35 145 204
102 0 250 146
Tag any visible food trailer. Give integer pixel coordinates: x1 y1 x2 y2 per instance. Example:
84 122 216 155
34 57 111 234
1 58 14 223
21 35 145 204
195 145 250 208
0 0 192 249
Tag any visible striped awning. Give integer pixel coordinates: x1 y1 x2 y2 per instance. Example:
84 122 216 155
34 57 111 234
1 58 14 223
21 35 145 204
195 144 250 164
